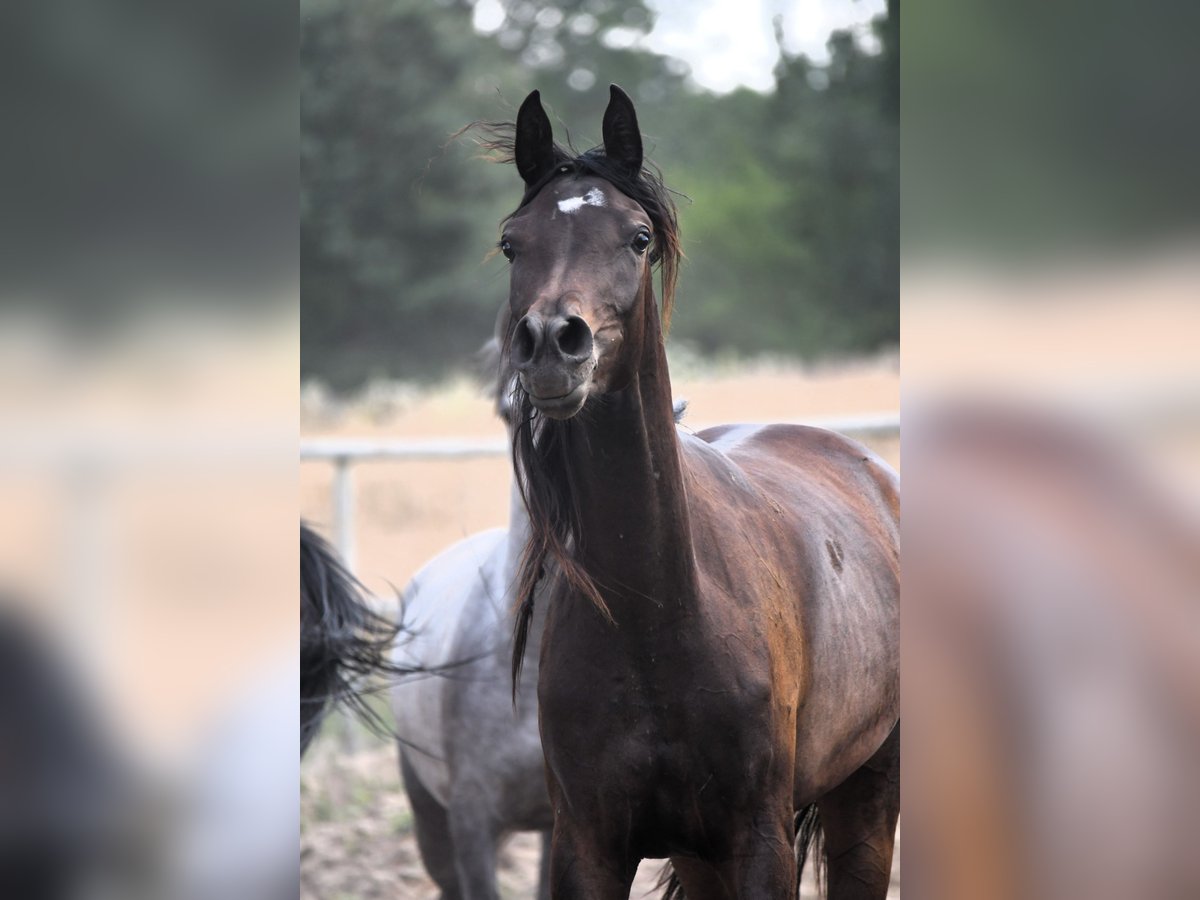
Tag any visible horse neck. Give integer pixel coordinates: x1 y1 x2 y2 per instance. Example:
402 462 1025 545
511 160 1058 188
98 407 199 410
562 282 699 617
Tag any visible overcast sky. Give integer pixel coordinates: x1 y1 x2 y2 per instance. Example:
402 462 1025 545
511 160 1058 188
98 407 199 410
643 0 886 92
473 0 886 94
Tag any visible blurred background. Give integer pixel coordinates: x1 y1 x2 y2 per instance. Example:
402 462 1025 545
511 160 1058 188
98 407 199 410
1 1 296 898
301 0 897 389
903 0 1200 897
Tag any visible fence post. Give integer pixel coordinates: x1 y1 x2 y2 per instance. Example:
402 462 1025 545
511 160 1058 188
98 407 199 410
331 455 360 754
331 455 356 573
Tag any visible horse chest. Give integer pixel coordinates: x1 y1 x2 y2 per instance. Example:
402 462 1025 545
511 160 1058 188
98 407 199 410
539 643 776 840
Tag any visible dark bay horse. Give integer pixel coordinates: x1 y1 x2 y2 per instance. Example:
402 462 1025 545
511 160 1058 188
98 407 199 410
390 336 687 900
495 87 900 899
300 520 407 756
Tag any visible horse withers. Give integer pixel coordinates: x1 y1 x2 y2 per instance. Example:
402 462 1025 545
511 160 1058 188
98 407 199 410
498 87 900 899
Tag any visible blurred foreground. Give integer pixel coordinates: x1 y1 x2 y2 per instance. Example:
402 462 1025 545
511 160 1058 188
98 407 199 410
0 312 298 900
904 1 1200 889
903 255 1200 900
2 0 296 891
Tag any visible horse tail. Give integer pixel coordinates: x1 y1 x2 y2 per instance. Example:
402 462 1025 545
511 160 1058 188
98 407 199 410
653 804 824 900
794 803 825 896
300 521 407 755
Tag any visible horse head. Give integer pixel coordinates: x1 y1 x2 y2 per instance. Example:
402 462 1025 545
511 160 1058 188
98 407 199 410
501 85 678 420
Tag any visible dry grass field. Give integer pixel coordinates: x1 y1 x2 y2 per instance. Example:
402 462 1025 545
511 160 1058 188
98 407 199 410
300 353 901 900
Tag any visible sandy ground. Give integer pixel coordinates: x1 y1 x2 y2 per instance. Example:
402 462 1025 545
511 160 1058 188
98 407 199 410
300 354 901 899
301 736 900 900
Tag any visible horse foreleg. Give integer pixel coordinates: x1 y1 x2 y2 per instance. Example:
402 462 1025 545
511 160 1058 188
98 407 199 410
727 814 799 899
548 817 638 900
536 829 553 900
446 797 502 900
665 811 796 900
669 856 737 900
400 751 463 900
816 722 900 899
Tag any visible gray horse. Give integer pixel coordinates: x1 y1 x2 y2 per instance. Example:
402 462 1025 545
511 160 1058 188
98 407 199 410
389 322 554 900
391 471 552 900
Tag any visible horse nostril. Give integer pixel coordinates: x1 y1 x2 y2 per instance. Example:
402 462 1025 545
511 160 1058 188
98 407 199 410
511 316 540 368
555 316 593 360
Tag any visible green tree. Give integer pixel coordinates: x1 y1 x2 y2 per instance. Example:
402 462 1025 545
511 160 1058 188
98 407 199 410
301 0 898 388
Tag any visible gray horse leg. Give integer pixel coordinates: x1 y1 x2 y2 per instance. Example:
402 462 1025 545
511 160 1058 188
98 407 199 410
400 751 463 900
447 797 502 900
536 829 552 900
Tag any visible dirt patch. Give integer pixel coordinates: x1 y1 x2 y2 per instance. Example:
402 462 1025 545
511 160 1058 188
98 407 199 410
301 736 899 899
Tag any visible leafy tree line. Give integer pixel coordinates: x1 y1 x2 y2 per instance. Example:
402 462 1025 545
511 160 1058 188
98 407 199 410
302 0 897 389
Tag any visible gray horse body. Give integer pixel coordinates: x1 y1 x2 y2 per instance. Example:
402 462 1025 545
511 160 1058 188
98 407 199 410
391 486 553 900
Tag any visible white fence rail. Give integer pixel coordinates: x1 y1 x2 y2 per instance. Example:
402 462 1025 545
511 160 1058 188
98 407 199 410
300 411 901 569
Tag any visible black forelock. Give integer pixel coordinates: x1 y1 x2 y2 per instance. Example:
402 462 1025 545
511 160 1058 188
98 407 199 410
512 146 679 267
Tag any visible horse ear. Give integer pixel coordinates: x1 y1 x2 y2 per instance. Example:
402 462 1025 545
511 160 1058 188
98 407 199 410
515 90 556 187
602 84 643 174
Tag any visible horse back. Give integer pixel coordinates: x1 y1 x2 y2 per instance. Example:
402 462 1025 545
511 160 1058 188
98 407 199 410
689 422 898 570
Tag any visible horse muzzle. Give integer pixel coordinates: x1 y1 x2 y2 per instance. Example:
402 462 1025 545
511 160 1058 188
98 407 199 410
511 312 596 419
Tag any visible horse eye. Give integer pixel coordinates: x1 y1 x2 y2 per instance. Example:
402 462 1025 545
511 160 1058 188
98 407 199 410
631 231 652 255
500 239 515 262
